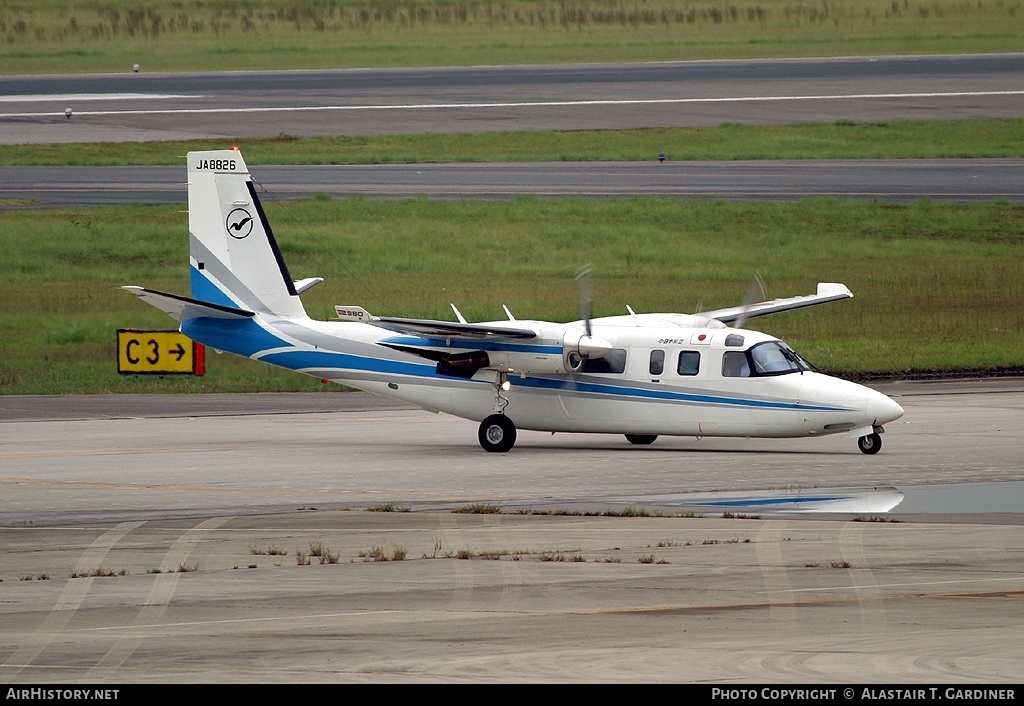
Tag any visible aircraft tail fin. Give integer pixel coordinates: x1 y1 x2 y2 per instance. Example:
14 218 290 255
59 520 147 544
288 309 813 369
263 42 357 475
187 150 307 318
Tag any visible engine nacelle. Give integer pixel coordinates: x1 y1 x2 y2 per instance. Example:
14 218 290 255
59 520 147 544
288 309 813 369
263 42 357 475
435 349 570 377
434 325 614 377
562 328 613 371
484 350 573 375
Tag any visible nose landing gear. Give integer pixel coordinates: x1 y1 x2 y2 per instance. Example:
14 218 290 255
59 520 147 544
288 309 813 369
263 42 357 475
857 432 882 455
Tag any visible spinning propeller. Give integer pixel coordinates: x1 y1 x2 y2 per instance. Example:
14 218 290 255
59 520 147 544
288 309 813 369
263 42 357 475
576 265 593 338
733 273 767 330
568 265 612 363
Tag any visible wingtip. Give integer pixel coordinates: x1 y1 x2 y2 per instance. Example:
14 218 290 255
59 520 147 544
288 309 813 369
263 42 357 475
816 282 853 298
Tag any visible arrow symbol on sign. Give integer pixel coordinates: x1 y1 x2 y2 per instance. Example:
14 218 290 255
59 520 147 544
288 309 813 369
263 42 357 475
171 343 186 361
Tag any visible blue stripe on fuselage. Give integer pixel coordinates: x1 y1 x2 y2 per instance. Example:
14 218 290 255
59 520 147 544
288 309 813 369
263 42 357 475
261 349 435 378
515 375 851 413
181 314 439 378
182 316 286 358
181 304 851 413
381 335 562 355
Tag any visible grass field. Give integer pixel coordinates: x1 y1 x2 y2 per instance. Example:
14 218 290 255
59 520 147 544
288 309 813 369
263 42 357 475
3 119 1024 167
2 1 1021 393
2 0 1022 75
2 197 1022 395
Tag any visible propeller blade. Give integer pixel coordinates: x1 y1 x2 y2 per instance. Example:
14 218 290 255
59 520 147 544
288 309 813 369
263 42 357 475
575 265 593 337
734 273 767 330
577 264 593 336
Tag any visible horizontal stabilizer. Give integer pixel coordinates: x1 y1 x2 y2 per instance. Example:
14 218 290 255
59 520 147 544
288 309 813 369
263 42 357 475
122 286 255 322
698 283 853 324
372 316 538 341
294 277 323 294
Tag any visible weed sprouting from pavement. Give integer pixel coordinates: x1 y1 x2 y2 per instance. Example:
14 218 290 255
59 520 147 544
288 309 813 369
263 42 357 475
368 502 411 512
453 504 503 514
250 544 287 555
69 567 128 578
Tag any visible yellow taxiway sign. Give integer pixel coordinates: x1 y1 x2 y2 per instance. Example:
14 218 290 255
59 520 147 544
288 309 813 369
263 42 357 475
117 329 205 375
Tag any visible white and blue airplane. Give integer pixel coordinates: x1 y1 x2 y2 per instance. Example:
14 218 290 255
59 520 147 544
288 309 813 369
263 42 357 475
124 149 904 454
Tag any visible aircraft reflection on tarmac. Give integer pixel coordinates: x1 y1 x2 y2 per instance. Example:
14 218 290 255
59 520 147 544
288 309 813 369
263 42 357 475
616 486 905 514
618 481 1024 515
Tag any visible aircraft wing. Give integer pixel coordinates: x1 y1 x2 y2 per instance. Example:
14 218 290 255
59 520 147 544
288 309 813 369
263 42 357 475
698 283 852 324
122 286 255 322
371 316 538 340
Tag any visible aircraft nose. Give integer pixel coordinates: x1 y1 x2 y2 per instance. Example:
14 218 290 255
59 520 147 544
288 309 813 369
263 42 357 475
864 388 904 425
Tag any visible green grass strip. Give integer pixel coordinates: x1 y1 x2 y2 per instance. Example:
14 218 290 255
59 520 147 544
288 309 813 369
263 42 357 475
2 197 1022 394
2 119 1023 166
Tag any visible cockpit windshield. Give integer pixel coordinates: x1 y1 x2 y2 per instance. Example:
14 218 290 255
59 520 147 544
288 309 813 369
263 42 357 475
722 341 817 378
749 341 817 375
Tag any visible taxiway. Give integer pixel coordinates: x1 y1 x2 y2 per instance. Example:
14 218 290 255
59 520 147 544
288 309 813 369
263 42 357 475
1 382 1022 682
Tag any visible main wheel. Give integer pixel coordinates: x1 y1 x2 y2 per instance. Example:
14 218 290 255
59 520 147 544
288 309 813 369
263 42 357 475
857 433 882 455
478 414 516 453
625 434 658 445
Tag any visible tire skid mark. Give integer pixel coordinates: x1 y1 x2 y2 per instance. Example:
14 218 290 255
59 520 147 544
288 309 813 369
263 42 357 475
87 517 234 679
1 521 143 677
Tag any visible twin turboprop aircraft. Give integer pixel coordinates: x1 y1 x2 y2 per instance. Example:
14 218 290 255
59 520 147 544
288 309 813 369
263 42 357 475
124 150 904 454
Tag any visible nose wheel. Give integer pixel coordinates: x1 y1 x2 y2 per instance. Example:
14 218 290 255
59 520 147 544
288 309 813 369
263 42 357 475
479 414 517 453
857 432 882 455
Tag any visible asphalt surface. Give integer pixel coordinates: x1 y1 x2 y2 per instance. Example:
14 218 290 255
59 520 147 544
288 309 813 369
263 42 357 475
3 55 1021 206
2 54 1022 143
4 159 1023 206
0 382 1022 683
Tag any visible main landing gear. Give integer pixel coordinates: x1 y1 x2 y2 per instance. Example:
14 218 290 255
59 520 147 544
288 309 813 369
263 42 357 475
479 414 516 453
479 371 517 452
857 432 882 455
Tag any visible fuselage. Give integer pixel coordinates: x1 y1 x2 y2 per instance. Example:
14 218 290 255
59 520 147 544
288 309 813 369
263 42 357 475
181 309 904 441
133 149 903 454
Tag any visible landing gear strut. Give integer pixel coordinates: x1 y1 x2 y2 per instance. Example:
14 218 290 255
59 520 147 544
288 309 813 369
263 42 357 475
479 414 516 453
857 432 882 455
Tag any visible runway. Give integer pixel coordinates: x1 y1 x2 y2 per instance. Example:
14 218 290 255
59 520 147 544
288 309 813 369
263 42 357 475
5 159 1023 206
3 55 1021 206
1 383 1022 682
2 54 1022 144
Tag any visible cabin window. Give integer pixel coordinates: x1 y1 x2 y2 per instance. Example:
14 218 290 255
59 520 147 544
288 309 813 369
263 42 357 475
722 350 750 377
649 350 665 376
725 334 745 347
677 351 700 376
579 349 627 374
